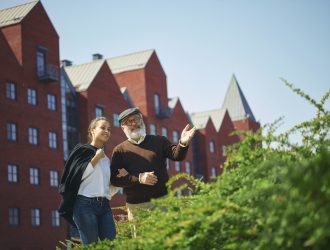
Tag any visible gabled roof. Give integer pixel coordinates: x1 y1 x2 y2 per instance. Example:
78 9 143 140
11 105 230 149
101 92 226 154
121 87 134 107
221 74 256 122
189 112 210 129
189 109 226 131
168 97 179 110
107 49 154 74
63 60 104 92
167 97 180 116
0 1 38 28
208 109 226 131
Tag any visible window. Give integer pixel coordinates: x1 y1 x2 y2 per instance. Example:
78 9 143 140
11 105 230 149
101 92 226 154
172 130 179 143
175 162 180 172
166 159 170 171
29 128 38 145
210 141 215 153
176 190 182 197
27 88 37 106
48 132 57 149
95 106 104 117
222 145 227 156
37 49 46 77
8 164 18 183
161 127 168 137
113 113 119 127
211 167 216 177
31 208 41 226
150 124 156 135
51 210 60 227
7 123 17 141
6 82 16 100
154 94 160 115
50 170 58 187
9 208 19 226
47 94 56 110
185 161 191 174
30 168 39 185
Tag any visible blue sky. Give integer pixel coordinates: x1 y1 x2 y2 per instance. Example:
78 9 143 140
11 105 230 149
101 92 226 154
1 0 329 138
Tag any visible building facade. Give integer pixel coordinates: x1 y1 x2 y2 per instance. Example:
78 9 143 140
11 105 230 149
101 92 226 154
0 1 66 249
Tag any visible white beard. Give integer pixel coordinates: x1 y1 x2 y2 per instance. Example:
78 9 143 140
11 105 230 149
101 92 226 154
123 122 146 141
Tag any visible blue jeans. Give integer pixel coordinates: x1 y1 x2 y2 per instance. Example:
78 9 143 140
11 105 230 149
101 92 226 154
73 195 116 244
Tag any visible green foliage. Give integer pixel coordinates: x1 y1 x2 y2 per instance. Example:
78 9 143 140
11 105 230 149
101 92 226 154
69 81 330 249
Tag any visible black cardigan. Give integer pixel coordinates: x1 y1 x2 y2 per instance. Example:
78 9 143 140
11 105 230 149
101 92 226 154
58 144 97 228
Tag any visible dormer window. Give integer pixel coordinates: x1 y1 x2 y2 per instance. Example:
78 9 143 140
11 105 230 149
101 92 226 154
150 124 156 135
36 46 59 82
161 127 168 137
95 105 104 117
154 94 160 115
36 48 47 78
210 141 215 153
172 130 179 143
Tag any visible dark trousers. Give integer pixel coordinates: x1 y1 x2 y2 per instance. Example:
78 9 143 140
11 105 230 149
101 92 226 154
73 195 116 244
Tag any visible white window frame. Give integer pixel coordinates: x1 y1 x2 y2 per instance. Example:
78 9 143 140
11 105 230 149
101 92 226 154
47 94 56 110
48 131 57 149
211 167 216 177
36 49 46 77
51 210 60 227
95 105 104 117
28 88 37 106
172 130 179 143
31 208 41 226
113 113 119 127
154 94 160 115
6 82 16 100
150 124 156 135
162 127 168 137
175 162 180 172
222 145 226 155
30 168 39 185
9 208 19 226
210 141 215 153
7 123 17 141
28 128 38 145
185 161 191 174
50 170 58 187
8 164 18 183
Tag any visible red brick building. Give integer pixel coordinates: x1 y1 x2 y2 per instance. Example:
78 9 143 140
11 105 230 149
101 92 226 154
190 74 260 181
107 50 195 192
0 1 66 249
0 1 260 249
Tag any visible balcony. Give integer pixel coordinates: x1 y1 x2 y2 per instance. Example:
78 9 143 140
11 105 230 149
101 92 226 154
37 64 59 82
155 108 171 119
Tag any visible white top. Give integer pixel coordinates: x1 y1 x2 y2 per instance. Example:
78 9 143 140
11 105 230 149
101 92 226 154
78 154 118 200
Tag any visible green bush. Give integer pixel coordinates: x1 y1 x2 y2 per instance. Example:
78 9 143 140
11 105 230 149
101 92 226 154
60 81 330 250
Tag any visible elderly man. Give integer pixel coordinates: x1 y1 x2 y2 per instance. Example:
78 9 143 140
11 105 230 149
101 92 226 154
110 107 196 221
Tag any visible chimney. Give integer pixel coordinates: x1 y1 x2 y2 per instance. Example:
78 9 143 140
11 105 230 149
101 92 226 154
92 53 103 61
61 59 72 67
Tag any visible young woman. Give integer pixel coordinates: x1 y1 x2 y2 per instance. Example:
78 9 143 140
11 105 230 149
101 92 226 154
58 117 127 244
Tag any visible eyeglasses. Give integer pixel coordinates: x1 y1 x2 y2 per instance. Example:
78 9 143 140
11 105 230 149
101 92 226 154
122 116 142 126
